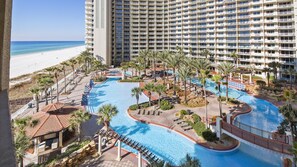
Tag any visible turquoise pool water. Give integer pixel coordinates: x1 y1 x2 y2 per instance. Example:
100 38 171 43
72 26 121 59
191 79 283 132
87 78 282 166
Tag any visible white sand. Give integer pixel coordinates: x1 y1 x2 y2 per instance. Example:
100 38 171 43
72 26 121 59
10 46 85 79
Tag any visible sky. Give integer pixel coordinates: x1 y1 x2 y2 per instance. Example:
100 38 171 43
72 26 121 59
11 0 85 41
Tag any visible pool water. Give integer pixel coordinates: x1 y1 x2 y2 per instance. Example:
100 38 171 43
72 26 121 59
87 78 282 166
191 79 283 132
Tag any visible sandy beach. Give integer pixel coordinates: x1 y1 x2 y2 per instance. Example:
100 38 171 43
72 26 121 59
10 46 85 79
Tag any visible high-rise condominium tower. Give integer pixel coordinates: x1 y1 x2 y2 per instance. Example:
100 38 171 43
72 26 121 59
86 0 297 78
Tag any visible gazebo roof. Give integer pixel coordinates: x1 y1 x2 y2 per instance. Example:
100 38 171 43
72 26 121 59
41 102 64 113
26 106 79 138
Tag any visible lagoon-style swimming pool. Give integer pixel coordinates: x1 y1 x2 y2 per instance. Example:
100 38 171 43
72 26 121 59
87 78 282 166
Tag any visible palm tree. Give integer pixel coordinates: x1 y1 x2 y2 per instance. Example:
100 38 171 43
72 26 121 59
166 54 184 96
190 59 211 77
13 117 32 135
154 84 166 106
179 154 201 167
158 50 170 84
268 61 281 80
148 50 159 82
121 63 129 80
14 133 30 167
129 61 137 77
97 104 119 129
212 74 223 117
230 52 239 68
200 49 211 59
144 83 155 106
138 49 150 75
178 65 192 105
285 67 295 89
199 69 210 127
217 62 235 103
38 75 54 105
262 67 271 87
61 62 69 94
53 67 62 102
131 87 143 108
30 87 40 113
69 59 77 83
69 109 91 141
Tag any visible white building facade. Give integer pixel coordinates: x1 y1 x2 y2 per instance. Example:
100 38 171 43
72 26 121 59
86 0 297 78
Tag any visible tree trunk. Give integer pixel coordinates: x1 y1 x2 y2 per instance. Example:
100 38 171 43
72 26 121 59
56 79 59 102
77 124 81 142
158 94 161 106
173 68 176 96
204 87 208 127
290 75 292 90
153 59 156 82
45 89 49 105
136 98 139 108
184 80 187 104
226 76 229 103
50 87 53 104
218 84 222 117
163 63 166 85
64 70 67 93
36 95 39 113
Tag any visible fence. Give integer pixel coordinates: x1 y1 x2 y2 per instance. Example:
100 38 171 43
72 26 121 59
233 119 289 144
222 121 291 155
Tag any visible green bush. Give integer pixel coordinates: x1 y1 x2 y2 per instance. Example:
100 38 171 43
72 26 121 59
160 100 174 110
202 130 218 142
120 76 143 82
93 76 106 82
256 80 266 87
129 104 138 110
140 102 149 108
179 110 187 118
188 121 206 136
191 114 201 123
218 97 240 105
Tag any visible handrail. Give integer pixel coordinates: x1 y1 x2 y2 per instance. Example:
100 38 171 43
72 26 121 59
233 119 289 144
222 121 291 155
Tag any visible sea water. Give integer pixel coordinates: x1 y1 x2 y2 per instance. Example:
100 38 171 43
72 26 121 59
11 41 84 56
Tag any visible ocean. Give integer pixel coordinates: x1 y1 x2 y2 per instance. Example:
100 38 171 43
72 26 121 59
10 41 85 56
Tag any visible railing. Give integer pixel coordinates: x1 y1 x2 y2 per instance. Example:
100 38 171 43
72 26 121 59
233 120 289 144
222 121 291 155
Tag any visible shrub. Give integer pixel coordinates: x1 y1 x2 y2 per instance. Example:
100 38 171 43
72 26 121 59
160 100 173 110
129 104 138 110
188 121 206 136
179 110 187 118
93 76 106 82
256 80 266 87
218 97 240 105
191 114 201 123
202 130 218 142
140 102 149 108
120 76 143 82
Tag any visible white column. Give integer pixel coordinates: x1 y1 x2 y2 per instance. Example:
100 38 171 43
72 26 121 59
98 135 102 155
122 71 125 80
116 140 121 161
216 117 222 139
138 152 142 167
227 114 232 124
240 74 243 83
34 138 38 156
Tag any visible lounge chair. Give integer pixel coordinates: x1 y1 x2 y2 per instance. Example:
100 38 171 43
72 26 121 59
152 110 155 115
142 109 146 115
138 110 141 114
147 111 150 115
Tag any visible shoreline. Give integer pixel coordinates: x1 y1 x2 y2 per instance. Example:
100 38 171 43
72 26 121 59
10 45 85 79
